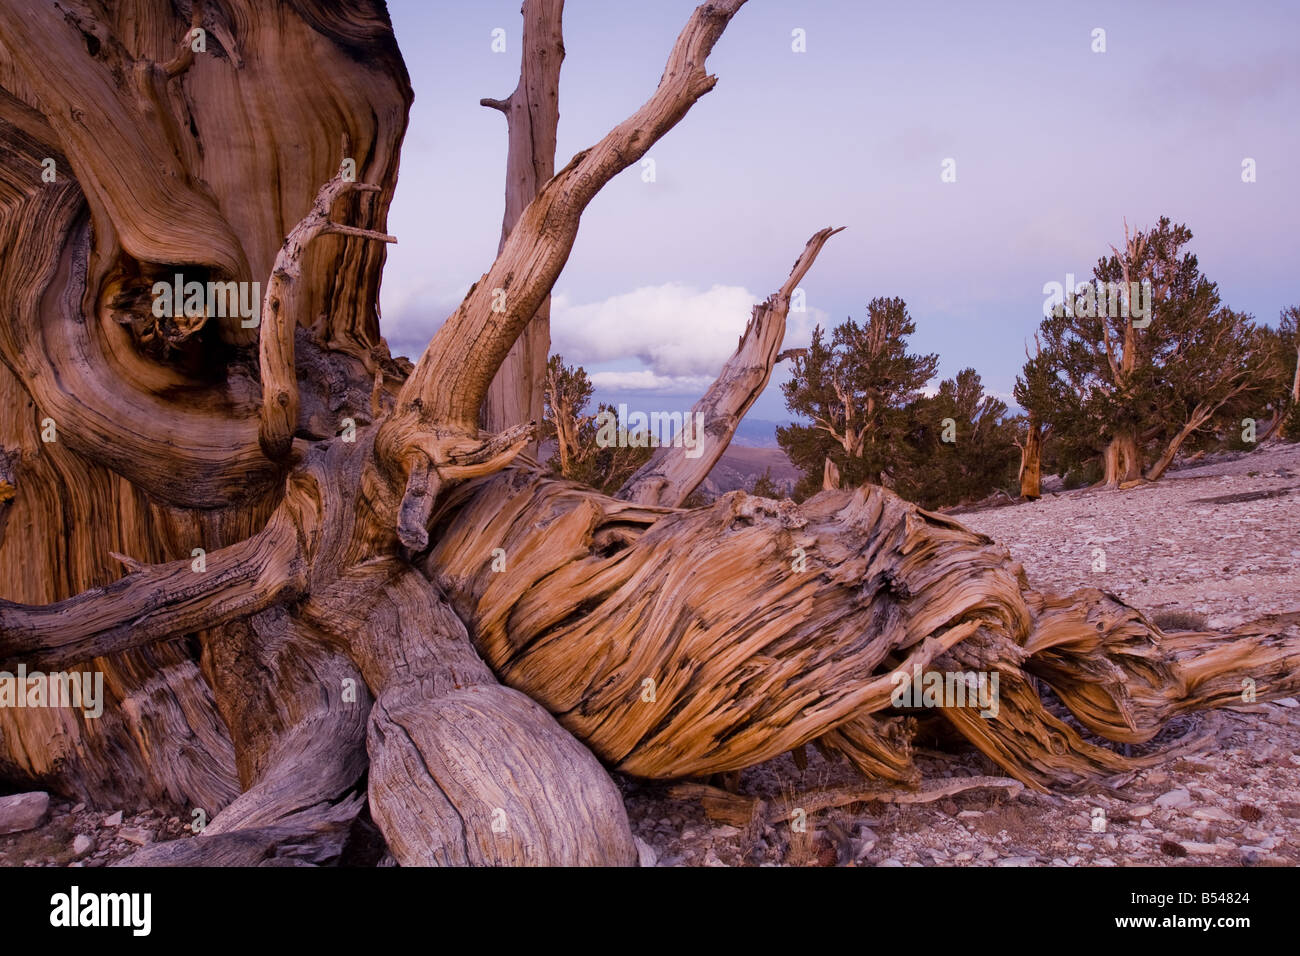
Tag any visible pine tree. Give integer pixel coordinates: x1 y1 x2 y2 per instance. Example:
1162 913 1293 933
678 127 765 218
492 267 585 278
778 297 938 498
1023 218 1287 484
541 355 653 493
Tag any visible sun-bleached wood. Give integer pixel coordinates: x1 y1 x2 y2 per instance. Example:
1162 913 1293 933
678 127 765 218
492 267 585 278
480 0 564 454
618 226 843 506
2 0 1298 870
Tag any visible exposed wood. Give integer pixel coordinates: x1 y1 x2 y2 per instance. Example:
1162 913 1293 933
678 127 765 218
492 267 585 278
0 511 304 671
481 0 565 455
670 775 1025 828
426 471 1300 789
259 176 395 460
393 0 748 433
618 227 843 506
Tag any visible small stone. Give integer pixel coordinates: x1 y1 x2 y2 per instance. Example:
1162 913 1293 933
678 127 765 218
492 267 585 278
1155 788 1192 809
708 825 740 839
953 851 974 862
878 858 904 867
633 836 658 868
995 856 1037 867
702 848 729 867
103 811 123 827
1191 807 1234 822
118 826 153 846
1067 855 1081 865
1129 805 1155 818
72 834 94 857
71 803 86 814
0 792 50 835
957 810 983 819
1182 841 1219 855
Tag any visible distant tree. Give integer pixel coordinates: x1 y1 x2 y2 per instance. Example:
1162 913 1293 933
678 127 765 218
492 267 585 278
778 297 938 499
541 355 653 493
1026 218 1286 484
541 354 594 476
1264 305 1300 441
750 467 780 498
896 368 1019 508
1013 337 1050 498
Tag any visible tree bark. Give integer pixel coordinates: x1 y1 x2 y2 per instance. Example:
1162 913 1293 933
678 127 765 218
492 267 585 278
1018 419 1045 498
1101 431 1143 487
618 227 842 506
480 0 565 455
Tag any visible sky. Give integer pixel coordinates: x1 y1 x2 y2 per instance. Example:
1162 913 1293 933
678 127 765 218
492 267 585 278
379 0 1300 427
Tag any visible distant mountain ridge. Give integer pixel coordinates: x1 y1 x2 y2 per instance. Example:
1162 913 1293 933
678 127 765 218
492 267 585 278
727 418 789 449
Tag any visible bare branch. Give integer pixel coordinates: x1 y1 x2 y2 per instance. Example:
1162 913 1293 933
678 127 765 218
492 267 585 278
392 0 748 437
618 226 843 506
390 421 537 551
259 177 396 460
162 1 205 78
0 513 305 671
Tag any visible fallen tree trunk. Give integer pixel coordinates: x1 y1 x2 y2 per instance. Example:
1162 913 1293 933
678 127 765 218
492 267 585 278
425 469 1300 789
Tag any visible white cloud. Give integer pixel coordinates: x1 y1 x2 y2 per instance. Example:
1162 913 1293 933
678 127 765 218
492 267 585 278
551 283 828 379
587 370 716 395
378 280 469 358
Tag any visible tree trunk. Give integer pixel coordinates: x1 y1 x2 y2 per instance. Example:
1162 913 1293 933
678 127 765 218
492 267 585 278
2 0 1299 868
1101 431 1142 487
479 0 564 455
1293 343 1300 404
1018 419 1044 498
1145 409 1210 482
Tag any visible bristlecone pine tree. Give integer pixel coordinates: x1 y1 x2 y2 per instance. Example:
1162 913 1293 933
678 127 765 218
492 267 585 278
1021 218 1289 488
778 297 939 498
540 355 653 494
893 368 1020 509
2 0 1299 866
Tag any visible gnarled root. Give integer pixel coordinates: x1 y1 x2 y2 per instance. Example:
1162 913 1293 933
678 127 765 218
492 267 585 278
303 560 638 866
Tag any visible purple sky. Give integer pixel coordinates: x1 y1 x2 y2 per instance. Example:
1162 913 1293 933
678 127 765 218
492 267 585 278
380 0 1300 424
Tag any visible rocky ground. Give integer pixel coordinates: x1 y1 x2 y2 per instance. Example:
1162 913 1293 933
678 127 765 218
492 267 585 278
2 444 1297 867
